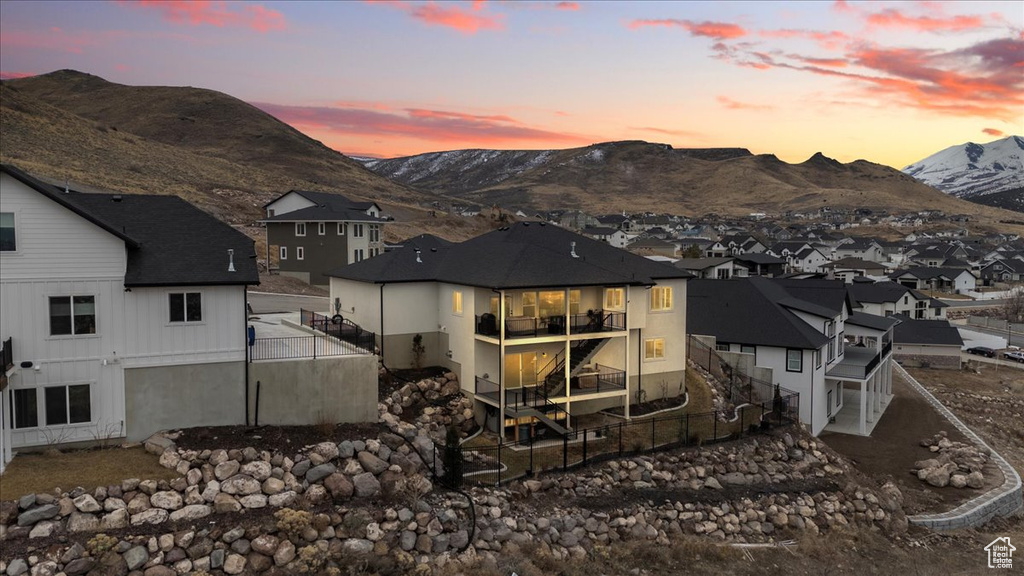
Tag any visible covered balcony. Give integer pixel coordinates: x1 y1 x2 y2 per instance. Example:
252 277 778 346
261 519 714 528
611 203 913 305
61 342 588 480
475 309 625 339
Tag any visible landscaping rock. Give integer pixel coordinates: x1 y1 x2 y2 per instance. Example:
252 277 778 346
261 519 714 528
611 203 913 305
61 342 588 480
17 504 60 526
72 494 101 513
306 463 337 483
169 505 212 522
123 545 150 571
353 472 381 498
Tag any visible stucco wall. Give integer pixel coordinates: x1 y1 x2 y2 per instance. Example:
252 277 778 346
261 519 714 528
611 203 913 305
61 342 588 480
124 361 245 441
248 354 377 426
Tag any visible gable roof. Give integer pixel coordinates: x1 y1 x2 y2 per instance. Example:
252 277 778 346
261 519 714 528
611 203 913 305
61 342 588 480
673 257 736 271
892 316 964 347
262 205 384 223
3 164 258 287
327 221 691 289
687 277 836 349
891 267 976 281
264 189 378 212
846 311 900 332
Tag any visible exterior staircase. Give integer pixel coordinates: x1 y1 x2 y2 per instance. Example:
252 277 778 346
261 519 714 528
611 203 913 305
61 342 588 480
541 338 610 397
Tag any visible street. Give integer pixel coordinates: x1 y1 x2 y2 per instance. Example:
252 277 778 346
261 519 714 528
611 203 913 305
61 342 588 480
248 291 329 314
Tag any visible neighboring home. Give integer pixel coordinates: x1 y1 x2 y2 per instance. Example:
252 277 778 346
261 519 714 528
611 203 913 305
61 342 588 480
688 277 897 436
628 236 679 258
891 316 964 369
890 267 977 294
558 210 597 231
822 257 888 282
979 259 1024 284
848 280 947 320
581 226 629 249
261 190 387 288
0 164 260 471
734 253 788 277
673 257 749 279
790 246 829 274
834 239 884 263
327 222 692 441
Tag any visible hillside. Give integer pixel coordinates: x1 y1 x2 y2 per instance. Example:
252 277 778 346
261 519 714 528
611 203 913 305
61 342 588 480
0 70 431 227
361 141 1023 226
902 136 1024 210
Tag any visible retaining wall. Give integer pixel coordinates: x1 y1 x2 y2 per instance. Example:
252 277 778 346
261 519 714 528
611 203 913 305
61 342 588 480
897 364 1023 530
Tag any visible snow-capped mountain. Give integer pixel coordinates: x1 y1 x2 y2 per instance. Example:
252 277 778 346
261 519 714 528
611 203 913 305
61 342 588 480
902 136 1024 199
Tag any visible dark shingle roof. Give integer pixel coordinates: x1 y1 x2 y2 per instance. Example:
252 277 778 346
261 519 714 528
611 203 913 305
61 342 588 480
687 277 833 349
735 253 785 265
262 205 384 223
890 267 975 281
846 312 899 331
3 164 258 287
893 317 964 347
327 222 691 288
847 281 914 304
264 189 377 212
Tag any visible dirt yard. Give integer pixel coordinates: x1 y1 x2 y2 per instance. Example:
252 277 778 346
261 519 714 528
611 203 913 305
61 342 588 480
820 372 1002 515
908 365 1024 477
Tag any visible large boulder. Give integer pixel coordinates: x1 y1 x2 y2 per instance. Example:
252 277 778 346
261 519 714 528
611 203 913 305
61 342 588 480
353 473 381 498
357 451 389 475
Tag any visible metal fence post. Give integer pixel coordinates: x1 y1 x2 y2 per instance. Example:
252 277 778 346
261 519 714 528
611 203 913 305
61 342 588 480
562 433 568 470
529 440 534 476
497 442 501 485
713 412 718 440
618 422 623 456
685 413 690 444
650 417 656 450
740 407 745 435
582 431 588 466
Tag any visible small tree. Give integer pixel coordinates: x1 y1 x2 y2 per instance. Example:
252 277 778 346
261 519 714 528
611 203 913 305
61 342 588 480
680 244 702 258
1002 288 1024 346
411 334 425 370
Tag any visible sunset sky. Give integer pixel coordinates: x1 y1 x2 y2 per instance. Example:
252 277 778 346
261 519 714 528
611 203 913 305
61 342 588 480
1 1 1021 168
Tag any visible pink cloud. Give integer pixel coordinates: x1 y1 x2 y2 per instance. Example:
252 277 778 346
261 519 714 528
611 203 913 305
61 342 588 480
121 1 286 33
252 101 588 147
759 29 850 50
865 8 984 32
0 71 35 80
555 2 579 10
629 19 748 40
369 1 504 34
716 96 774 111
982 128 1004 136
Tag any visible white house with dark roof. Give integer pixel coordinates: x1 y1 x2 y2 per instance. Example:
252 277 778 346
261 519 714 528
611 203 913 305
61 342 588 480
688 277 897 436
0 165 259 469
890 267 977 294
327 222 691 441
261 189 387 287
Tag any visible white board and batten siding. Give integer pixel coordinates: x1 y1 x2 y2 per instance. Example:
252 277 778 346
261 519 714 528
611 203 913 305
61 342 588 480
1 173 130 447
265 192 315 217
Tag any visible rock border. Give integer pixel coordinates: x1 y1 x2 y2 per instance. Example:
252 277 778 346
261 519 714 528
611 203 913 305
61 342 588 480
896 364 1023 530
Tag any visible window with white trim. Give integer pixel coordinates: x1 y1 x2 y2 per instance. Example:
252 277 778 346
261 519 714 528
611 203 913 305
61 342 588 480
295 222 306 236
11 388 38 429
296 247 305 260
318 222 326 235
604 288 624 311
49 296 96 336
815 348 822 369
644 338 665 360
45 384 91 425
786 349 803 372
650 286 672 311
0 212 15 251
354 249 364 262
353 224 364 238
826 320 836 362
369 225 379 243
569 289 581 315
279 246 287 260
452 290 463 315
337 223 346 236
169 292 202 323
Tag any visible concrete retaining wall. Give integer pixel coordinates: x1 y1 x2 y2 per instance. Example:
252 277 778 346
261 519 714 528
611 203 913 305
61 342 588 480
125 362 246 442
896 364 1023 530
249 354 378 425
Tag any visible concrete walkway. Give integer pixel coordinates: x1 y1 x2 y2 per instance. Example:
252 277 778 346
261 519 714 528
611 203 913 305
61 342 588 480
896 364 1023 531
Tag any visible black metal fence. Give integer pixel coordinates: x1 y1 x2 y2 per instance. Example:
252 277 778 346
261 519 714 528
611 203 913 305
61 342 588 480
300 309 377 352
459 391 799 486
687 335 786 411
249 335 367 361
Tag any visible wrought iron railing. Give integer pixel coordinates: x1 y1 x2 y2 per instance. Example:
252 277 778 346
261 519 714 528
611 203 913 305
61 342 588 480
300 309 377 352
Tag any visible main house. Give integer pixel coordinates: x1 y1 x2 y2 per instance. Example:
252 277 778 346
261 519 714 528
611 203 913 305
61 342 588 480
688 277 897 436
261 190 387 288
327 222 692 441
0 165 259 471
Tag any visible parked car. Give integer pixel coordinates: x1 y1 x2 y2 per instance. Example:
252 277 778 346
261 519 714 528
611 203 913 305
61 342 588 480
966 346 996 358
1003 351 1024 363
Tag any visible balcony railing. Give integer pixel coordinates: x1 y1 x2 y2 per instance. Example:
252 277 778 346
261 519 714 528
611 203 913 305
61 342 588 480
571 364 626 395
475 310 626 339
249 336 367 361
826 346 888 380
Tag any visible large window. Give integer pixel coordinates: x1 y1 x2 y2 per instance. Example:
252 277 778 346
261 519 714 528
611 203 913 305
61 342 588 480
45 384 91 425
604 288 624 311
49 296 96 336
369 225 380 243
521 292 537 317
538 291 564 318
650 286 673 311
452 290 463 315
0 212 15 251
353 224 364 238
740 345 756 358
815 348 823 369
11 388 37 429
644 338 665 360
569 289 581 315
786 349 803 372
169 292 202 323
354 249 364 262
826 321 836 362
295 223 306 237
